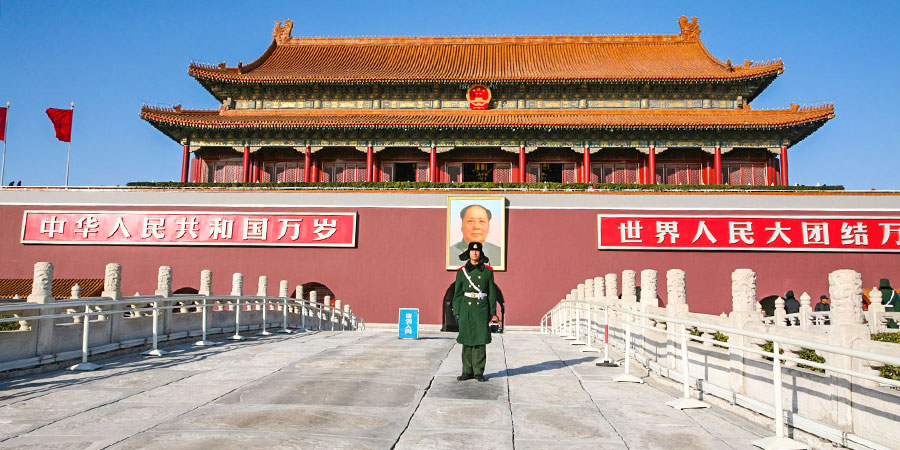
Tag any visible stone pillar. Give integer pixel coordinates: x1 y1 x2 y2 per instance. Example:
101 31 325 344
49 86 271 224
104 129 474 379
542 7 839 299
257 276 268 311
71 283 81 299
593 277 605 303
279 280 289 298
576 283 585 302
867 290 885 333
774 297 786 326
799 292 812 331
155 266 172 298
102 263 122 300
231 273 243 296
665 269 688 314
604 273 618 304
729 269 757 322
727 268 756 396
639 269 658 306
199 270 213 296
101 263 125 342
584 278 594 302
28 262 56 356
779 146 788 186
310 290 318 329
242 145 250 182
622 270 637 306
826 269 869 430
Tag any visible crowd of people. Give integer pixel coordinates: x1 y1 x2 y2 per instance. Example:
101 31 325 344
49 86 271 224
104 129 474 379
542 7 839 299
761 277 899 329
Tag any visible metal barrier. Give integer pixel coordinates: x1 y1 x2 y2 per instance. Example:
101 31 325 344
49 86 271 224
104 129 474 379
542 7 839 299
541 298 900 450
0 293 366 373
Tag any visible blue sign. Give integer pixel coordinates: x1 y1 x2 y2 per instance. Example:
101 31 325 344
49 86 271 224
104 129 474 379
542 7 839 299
398 308 419 339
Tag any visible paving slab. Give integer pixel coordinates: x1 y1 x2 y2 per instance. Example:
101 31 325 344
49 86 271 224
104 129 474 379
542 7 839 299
0 330 774 449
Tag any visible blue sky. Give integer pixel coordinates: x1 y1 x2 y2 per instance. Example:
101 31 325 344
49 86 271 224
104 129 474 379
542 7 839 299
1 1 897 189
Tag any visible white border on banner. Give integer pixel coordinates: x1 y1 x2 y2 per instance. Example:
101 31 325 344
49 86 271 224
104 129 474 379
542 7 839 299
597 213 900 253
20 210 358 247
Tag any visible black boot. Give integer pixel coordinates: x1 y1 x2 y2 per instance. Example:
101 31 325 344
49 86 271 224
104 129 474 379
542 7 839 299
475 374 487 382
457 373 474 381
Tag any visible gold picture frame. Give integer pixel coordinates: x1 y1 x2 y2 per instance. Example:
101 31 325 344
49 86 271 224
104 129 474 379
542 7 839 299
446 196 506 271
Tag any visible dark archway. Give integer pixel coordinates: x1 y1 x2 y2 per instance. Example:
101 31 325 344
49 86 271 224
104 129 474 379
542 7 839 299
301 282 335 304
441 282 458 332
173 287 198 294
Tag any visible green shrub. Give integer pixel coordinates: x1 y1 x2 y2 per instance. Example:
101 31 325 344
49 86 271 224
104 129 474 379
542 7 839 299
0 317 20 332
871 333 900 381
796 348 826 373
126 181 844 192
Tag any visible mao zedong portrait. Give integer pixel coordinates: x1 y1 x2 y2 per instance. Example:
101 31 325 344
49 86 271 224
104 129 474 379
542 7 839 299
449 204 501 266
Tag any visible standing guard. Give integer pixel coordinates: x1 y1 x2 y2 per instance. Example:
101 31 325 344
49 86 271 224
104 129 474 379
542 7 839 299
452 241 498 382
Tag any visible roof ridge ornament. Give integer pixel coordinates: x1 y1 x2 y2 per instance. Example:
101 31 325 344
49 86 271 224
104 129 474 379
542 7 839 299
274 19 294 45
678 16 700 42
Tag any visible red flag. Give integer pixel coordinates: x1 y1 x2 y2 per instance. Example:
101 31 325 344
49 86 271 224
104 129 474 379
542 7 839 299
0 107 7 141
46 108 73 142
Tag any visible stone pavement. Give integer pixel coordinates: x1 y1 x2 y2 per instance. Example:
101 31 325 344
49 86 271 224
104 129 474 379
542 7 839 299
0 330 770 449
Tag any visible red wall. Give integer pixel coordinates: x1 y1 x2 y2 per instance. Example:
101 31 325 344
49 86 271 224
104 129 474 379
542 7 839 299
2 203 898 325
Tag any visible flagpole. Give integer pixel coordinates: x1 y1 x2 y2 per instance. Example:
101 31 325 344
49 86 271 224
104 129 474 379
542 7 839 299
1 101 8 187
65 101 73 188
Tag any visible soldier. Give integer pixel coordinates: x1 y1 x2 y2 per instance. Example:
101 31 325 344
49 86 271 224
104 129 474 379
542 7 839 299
452 241 498 382
878 278 899 329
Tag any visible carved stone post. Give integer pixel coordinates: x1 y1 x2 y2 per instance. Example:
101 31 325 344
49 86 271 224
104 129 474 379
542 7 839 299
826 269 870 430
295 285 305 323
593 277 605 304
622 270 637 307
257 276 268 311
199 270 213 296
867 290 885 333
310 290 318 329
28 262 56 356
728 268 756 396
71 283 81 299
279 280 289 298
334 299 343 328
155 266 172 298
324 295 333 329
584 278 594 302
155 266 173 334
665 269 687 369
604 273 618 305
231 273 243 312
102 263 122 300
798 292 812 331
774 297 786 326
639 269 658 306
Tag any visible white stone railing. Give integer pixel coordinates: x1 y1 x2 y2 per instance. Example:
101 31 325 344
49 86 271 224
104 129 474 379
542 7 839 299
0 262 365 373
540 268 900 450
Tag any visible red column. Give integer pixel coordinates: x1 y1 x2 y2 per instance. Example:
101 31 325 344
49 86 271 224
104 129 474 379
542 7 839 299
255 153 262 182
429 146 437 182
312 159 319 182
304 147 311 182
518 146 526 183
647 146 656 185
180 145 190 183
365 145 374 182
766 154 776 186
583 146 591 183
780 146 789 186
242 146 250 183
714 146 722 185
191 155 200 182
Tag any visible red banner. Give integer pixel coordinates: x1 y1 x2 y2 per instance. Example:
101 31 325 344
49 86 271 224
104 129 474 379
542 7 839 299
0 107 7 141
22 211 357 247
45 108 73 142
598 215 900 252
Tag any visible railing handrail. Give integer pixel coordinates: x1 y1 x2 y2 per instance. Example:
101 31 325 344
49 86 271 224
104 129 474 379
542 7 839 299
543 299 900 369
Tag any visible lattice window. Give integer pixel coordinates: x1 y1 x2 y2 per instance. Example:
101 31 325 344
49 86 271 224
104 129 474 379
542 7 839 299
494 163 511 183
321 164 333 182
416 163 429 182
381 164 393 182
526 164 540 182
446 163 462 183
723 163 767 186
563 163 576 184
655 164 700 185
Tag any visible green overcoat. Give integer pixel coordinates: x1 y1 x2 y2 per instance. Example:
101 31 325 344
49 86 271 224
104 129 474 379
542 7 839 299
452 263 498 346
